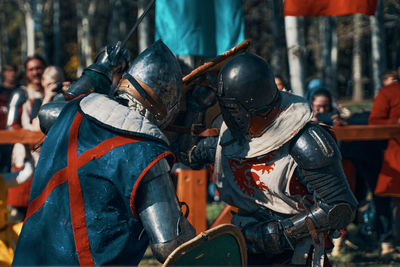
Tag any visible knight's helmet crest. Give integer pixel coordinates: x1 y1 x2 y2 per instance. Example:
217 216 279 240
115 40 182 129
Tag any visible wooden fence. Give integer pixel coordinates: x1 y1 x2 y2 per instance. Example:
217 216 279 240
1 124 400 232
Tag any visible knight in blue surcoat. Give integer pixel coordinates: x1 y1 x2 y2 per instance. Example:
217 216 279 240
13 40 195 266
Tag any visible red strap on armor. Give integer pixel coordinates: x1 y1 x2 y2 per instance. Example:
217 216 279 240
198 128 219 137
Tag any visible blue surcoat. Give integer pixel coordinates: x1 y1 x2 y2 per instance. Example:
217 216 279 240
13 94 172 266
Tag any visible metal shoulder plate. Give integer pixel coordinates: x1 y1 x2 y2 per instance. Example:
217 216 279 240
136 158 172 211
290 123 340 170
141 158 170 183
290 124 358 207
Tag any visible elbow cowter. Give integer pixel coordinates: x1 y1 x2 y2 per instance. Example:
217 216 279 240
150 216 196 263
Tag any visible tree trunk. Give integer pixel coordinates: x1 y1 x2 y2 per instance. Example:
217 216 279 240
370 0 386 96
93 0 110 52
320 17 332 91
36 0 50 61
76 0 85 75
86 0 95 64
53 0 61 66
23 2 35 57
138 0 152 53
119 2 127 42
108 0 121 44
330 18 338 98
352 14 363 101
77 0 93 75
20 15 27 64
285 16 306 96
269 0 283 75
0 0 9 67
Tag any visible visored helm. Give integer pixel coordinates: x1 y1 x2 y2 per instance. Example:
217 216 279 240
217 52 280 141
115 40 182 129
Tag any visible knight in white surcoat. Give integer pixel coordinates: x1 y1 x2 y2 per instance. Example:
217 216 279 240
190 52 358 266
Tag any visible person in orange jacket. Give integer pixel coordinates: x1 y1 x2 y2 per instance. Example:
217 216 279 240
369 81 400 257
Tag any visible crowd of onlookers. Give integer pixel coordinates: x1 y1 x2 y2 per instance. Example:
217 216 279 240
0 56 70 265
1 56 69 219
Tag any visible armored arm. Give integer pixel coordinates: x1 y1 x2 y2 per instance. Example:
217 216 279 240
189 136 218 169
135 158 196 263
37 101 67 134
240 124 358 255
64 44 130 100
283 123 358 240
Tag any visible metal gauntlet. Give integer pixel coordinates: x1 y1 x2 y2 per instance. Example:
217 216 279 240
280 202 353 241
242 221 292 255
64 44 130 99
189 136 218 169
135 159 196 263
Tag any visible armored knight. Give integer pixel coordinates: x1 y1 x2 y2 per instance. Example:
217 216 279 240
190 52 358 266
13 41 195 265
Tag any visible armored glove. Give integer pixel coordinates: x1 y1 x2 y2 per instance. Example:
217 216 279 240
243 221 294 255
189 136 218 169
90 41 131 79
243 202 355 256
64 42 130 99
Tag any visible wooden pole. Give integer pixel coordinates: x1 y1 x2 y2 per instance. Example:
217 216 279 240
176 169 207 234
210 205 238 229
0 130 44 144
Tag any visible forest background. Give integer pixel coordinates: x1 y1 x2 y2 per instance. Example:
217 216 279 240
0 0 399 101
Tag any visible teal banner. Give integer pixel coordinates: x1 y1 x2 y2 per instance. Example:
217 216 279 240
155 0 245 57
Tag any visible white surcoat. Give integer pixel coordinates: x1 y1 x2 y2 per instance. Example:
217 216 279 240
214 91 313 215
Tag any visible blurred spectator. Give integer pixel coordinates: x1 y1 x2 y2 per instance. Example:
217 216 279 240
305 78 325 105
310 88 346 126
274 75 291 92
0 65 18 129
369 81 400 257
31 66 69 131
0 65 18 173
40 66 68 105
7 55 46 129
381 70 398 87
6 55 46 222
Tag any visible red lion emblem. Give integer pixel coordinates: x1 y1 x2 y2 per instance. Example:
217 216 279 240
229 153 276 196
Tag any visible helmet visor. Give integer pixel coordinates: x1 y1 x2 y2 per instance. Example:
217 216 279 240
218 97 251 141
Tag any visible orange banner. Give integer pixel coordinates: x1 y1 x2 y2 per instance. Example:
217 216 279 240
284 0 378 16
